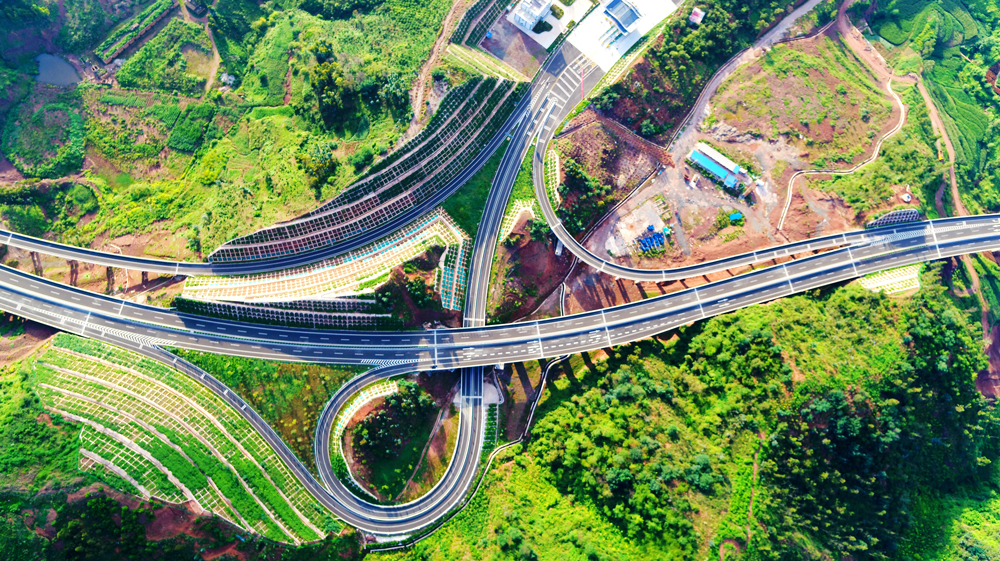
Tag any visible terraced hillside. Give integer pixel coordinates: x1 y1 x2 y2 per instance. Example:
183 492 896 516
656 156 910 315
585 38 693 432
33 334 336 544
211 77 528 262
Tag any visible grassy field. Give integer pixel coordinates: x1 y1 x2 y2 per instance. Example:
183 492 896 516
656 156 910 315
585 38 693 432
1 87 86 179
441 139 509 237
116 19 214 97
713 36 894 169
172 350 366 476
811 84 944 214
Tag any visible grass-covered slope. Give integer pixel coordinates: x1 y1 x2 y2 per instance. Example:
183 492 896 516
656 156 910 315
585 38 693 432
32 334 338 544
116 19 214 97
386 266 1000 560
870 0 1000 212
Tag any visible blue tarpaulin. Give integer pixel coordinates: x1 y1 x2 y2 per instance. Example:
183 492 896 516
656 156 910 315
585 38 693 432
690 150 731 183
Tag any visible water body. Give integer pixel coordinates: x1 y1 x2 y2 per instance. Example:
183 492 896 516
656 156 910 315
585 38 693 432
35 54 80 86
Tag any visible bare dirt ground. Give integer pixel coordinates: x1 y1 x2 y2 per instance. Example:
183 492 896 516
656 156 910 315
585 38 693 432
563 256 807 314
582 7 909 274
481 18 548 78
0 154 25 183
488 214 573 323
525 281 563 320
497 361 543 440
0 316 56 368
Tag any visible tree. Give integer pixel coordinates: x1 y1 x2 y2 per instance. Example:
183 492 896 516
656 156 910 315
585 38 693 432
312 60 351 125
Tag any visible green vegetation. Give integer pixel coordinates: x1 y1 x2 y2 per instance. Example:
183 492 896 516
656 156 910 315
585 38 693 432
714 36 893 168
441 139 508 237
56 0 113 52
208 0 265 79
171 350 365 474
351 379 437 499
166 101 215 151
1 100 85 179
0 362 79 491
94 0 175 63
597 0 801 140
550 4 563 19
385 266 1000 559
0 181 98 240
815 85 944 214
116 19 213 97
871 0 1000 213
0 0 50 21
557 157 611 235
33 334 333 543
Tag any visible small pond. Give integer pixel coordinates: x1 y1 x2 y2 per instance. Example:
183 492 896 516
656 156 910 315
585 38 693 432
35 54 80 86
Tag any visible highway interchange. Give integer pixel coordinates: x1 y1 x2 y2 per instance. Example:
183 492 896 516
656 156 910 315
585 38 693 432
4 15 1000 538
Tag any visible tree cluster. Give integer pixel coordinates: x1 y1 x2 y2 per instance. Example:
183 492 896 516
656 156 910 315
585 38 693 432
352 380 435 459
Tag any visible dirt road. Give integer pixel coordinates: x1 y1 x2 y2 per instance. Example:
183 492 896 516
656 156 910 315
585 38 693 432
588 0 830 259
404 0 469 141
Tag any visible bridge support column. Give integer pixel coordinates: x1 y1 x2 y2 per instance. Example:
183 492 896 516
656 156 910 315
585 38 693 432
141 271 148 285
106 267 114 294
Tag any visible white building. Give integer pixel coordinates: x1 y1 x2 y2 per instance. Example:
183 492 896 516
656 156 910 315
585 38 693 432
514 0 554 30
604 0 642 34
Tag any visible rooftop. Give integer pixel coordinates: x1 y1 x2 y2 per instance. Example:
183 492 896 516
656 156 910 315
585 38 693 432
516 0 552 19
689 7 705 25
605 0 642 33
694 142 740 174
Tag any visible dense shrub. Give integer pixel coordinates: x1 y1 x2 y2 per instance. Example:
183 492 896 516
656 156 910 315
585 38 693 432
351 380 434 459
1 102 85 179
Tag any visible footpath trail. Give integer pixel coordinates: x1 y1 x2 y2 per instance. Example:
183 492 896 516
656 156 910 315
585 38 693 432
774 0 915 233
404 0 470 141
202 0 222 96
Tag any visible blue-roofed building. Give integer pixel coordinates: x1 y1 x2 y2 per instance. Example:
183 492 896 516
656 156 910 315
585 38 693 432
605 0 642 33
689 142 743 190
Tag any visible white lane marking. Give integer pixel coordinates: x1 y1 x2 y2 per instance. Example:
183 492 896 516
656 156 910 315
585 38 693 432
782 264 794 291
82 312 91 333
693 289 706 319
600 310 613 348
845 245 860 277
117 301 126 317
928 221 943 259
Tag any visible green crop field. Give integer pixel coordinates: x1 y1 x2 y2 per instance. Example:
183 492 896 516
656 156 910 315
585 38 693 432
871 0 1000 213
31 334 338 543
116 19 213 97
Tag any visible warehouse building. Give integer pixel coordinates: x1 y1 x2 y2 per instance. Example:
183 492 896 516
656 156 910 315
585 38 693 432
688 142 741 189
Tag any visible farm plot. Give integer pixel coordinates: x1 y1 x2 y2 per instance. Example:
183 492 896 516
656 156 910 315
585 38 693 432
210 78 528 262
94 0 175 63
116 19 215 98
32 334 335 544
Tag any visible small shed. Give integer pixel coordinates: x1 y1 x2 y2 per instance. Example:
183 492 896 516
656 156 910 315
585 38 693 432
689 7 706 25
